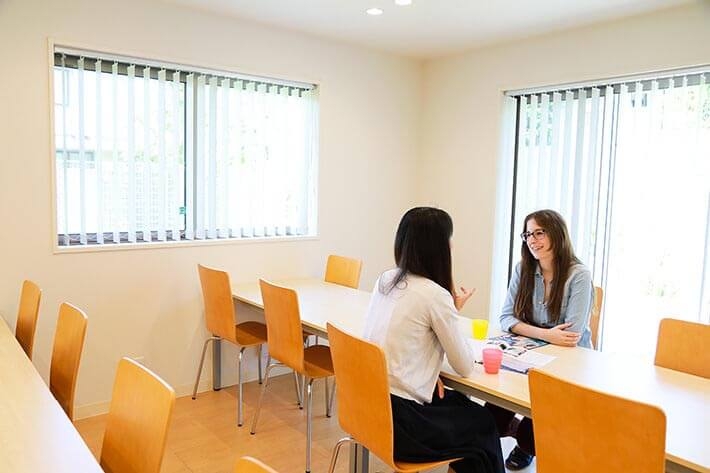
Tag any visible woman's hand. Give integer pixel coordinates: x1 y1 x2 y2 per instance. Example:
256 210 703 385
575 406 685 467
436 377 445 399
544 323 581 346
453 286 476 311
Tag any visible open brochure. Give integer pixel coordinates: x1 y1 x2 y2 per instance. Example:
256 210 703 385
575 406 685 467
487 333 548 352
468 334 556 374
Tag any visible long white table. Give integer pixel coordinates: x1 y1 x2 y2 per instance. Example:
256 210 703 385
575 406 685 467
0 316 103 473
231 278 710 473
442 343 710 473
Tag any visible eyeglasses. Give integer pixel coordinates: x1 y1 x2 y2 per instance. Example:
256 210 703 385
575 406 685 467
520 229 547 241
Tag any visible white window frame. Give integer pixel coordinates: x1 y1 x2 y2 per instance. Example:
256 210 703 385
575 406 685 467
48 40 320 253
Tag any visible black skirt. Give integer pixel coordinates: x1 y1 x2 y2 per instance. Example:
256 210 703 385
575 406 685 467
391 390 505 473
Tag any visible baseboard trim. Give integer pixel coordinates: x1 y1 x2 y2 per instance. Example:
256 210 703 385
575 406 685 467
73 366 293 420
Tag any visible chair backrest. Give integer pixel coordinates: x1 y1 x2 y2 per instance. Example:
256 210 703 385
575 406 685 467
324 255 362 289
655 318 710 378
326 323 395 468
198 264 237 343
15 280 42 359
234 456 280 473
100 357 176 473
590 286 603 350
259 279 305 373
529 369 666 473
49 303 88 420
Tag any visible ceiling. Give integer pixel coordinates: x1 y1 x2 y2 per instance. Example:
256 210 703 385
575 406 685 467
165 0 693 58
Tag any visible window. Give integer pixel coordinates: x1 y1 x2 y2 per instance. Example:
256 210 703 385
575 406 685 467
53 48 318 247
494 68 710 356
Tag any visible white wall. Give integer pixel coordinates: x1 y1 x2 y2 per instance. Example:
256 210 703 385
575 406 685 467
0 0 422 416
3 0 708 417
420 3 710 320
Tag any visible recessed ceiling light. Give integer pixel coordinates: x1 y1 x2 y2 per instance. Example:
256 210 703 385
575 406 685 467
394 0 412 5
366 7 384 15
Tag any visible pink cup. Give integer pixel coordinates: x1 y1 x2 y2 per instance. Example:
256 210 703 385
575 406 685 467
482 348 503 374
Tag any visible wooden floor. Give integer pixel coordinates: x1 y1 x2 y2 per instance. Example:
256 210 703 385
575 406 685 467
74 373 529 473
76 373 387 473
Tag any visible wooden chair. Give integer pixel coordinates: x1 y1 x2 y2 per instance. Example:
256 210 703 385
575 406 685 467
251 279 335 473
49 303 88 420
655 318 710 378
192 264 268 426
235 456 280 473
15 280 42 359
324 255 362 289
529 369 666 473
325 323 458 473
313 254 362 344
100 357 176 473
590 286 603 350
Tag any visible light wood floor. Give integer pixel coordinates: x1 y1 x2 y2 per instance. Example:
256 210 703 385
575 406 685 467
76 373 385 473
74 373 530 473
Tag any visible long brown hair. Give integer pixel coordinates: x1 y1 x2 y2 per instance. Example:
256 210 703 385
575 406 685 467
514 209 580 324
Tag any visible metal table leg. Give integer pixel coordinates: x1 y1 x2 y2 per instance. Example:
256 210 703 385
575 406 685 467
212 338 221 390
349 443 369 473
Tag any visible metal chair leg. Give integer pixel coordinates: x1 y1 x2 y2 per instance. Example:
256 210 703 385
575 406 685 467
192 336 218 399
326 378 336 417
250 363 276 434
306 377 314 473
237 347 246 426
257 344 263 384
301 373 306 409
294 370 303 408
327 437 354 473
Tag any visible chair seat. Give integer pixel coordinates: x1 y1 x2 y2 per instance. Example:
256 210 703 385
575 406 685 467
394 458 461 473
303 345 334 379
235 321 268 347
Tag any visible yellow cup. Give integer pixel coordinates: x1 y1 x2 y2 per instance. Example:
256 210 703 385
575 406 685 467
471 319 489 340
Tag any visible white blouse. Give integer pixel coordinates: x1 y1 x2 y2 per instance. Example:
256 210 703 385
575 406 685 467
363 269 475 404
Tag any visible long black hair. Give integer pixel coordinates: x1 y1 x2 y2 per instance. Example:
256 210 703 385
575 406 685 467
385 207 454 295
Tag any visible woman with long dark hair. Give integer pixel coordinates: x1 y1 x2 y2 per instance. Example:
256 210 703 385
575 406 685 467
489 209 593 470
364 207 505 473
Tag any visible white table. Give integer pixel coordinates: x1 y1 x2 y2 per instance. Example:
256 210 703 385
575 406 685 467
0 317 103 473
442 342 710 473
232 278 710 473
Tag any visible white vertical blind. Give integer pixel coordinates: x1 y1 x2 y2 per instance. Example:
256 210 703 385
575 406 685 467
207 76 218 240
219 77 230 239
185 73 195 241
497 68 710 350
53 50 317 246
141 66 151 242
77 57 88 245
127 64 137 243
511 87 609 268
157 69 167 242
110 62 121 244
609 74 710 327
54 56 186 246
59 56 70 246
190 74 317 240
95 59 104 244
171 70 182 241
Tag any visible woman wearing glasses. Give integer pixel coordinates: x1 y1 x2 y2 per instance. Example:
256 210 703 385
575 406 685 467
364 207 505 473
489 209 593 470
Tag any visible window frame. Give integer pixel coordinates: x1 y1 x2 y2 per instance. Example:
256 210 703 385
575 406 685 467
48 41 320 253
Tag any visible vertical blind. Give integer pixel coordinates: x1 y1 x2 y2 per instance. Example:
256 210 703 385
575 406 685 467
508 72 708 275
512 87 612 270
53 49 318 246
491 69 710 336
